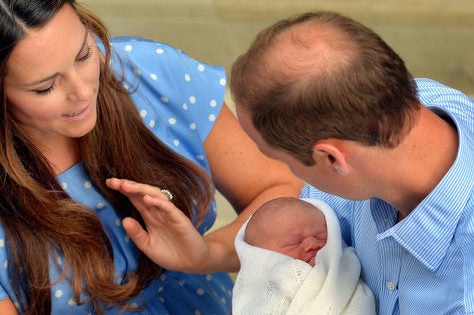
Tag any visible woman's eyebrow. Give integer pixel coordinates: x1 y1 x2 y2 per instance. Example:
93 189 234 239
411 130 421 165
75 27 90 59
24 28 89 87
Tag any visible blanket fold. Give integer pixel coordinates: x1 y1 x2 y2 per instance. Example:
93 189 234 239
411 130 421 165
233 198 375 315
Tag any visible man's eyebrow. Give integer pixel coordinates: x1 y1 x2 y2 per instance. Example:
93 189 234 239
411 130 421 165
24 28 89 87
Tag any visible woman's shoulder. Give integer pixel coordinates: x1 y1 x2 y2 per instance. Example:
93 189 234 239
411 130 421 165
109 36 178 54
99 37 226 162
108 36 201 70
107 36 225 79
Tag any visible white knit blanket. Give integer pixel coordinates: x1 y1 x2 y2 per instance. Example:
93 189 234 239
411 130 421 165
232 198 376 315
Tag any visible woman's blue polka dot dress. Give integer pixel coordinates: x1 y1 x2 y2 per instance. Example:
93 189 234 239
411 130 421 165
0 37 233 314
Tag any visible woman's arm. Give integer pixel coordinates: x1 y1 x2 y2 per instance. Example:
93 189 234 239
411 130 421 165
106 104 303 273
201 104 303 272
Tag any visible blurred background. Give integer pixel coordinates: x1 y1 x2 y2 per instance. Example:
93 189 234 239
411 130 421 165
80 0 474 228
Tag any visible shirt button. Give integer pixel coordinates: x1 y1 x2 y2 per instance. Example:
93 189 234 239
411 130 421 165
386 281 395 291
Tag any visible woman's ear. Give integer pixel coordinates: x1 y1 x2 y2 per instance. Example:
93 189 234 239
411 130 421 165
311 140 349 175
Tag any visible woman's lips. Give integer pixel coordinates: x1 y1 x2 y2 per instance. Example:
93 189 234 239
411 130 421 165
63 103 92 120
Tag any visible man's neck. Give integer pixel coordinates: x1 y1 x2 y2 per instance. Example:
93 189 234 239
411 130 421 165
381 106 459 217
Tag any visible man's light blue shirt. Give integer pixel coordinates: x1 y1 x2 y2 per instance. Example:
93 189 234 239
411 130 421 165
301 78 474 314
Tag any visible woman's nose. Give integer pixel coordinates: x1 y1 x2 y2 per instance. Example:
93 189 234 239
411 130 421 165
67 72 95 102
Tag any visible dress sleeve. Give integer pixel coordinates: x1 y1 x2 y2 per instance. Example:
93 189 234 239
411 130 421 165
107 36 227 170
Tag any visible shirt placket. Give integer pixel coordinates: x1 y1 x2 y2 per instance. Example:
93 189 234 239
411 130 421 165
377 236 403 315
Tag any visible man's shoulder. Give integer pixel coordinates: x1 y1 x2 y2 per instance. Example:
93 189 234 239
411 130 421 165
415 78 473 109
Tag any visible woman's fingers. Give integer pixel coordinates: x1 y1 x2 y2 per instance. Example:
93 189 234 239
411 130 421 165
105 178 210 272
106 178 171 202
122 217 149 249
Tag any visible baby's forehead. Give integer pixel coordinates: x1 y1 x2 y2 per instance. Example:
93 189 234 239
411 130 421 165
247 198 325 233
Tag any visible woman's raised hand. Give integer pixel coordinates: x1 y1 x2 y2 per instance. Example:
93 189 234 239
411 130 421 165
106 178 211 273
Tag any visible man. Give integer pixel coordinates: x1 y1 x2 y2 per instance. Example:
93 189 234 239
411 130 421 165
231 11 474 314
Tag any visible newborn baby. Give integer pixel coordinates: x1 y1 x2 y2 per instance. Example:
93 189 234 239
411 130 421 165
244 197 328 266
233 197 376 315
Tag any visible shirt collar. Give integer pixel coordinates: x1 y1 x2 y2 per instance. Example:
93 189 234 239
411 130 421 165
378 108 474 271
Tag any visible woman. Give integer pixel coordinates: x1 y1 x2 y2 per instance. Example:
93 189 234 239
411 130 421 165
0 0 302 314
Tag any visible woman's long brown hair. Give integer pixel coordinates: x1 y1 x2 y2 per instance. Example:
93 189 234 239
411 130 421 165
0 1 213 313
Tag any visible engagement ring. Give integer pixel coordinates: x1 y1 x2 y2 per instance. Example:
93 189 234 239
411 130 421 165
160 189 173 201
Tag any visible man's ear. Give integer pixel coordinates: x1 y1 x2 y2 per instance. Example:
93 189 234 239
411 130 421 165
311 140 349 175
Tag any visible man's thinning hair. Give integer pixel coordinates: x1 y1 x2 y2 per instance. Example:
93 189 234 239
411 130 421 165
231 11 419 165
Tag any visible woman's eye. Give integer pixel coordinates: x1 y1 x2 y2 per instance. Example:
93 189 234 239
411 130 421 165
35 84 55 95
32 46 92 95
78 46 92 62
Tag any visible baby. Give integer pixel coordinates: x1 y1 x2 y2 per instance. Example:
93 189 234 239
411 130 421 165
244 197 328 267
233 197 376 315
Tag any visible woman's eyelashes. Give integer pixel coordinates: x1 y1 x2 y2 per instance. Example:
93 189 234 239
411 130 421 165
77 45 92 62
35 83 55 95
34 46 93 95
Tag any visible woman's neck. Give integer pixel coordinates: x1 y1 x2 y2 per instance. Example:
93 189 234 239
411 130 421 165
39 138 80 175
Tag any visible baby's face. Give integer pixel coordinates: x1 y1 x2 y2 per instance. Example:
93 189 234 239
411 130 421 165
261 210 327 266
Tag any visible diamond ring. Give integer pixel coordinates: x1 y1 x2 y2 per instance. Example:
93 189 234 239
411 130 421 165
160 189 173 201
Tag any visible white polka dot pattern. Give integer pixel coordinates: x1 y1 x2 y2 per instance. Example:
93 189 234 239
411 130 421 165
0 37 231 315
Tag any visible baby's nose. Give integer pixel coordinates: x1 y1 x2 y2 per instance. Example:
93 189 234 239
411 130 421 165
302 237 326 252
